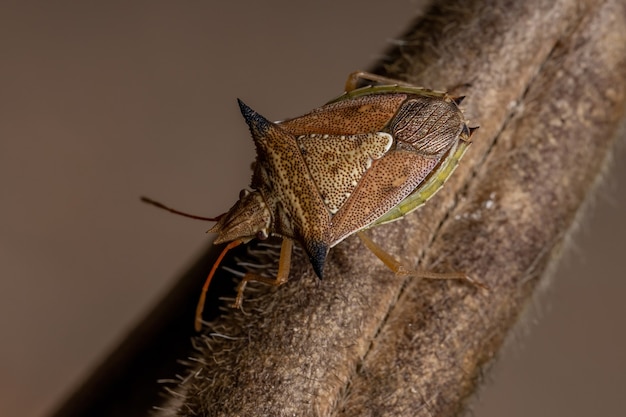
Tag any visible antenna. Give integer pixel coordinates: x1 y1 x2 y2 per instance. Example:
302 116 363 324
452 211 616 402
140 196 225 222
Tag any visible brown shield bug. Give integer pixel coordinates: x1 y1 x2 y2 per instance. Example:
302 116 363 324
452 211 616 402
143 72 479 330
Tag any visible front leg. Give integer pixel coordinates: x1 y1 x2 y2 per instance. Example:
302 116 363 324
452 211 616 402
232 238 294 308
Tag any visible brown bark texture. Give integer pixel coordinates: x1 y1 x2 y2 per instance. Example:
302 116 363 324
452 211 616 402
160 0 626 416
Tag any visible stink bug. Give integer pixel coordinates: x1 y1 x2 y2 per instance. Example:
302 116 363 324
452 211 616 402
143 72 479 331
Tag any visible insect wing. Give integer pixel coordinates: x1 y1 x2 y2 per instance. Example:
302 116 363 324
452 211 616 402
372 137 471 227
329 150 440 245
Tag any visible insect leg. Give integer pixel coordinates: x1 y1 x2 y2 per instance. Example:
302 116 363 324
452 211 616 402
195 239 244 331
344 71 418 92
231 238 294 309
357 231 488 289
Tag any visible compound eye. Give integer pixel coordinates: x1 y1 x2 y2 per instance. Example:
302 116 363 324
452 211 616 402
239 189 250 199
256 229 269 240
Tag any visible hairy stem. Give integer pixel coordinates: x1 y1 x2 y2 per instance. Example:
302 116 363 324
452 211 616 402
160 0 626 416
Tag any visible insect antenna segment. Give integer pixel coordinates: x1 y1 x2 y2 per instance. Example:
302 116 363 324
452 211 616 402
140 196 225 222
140 196 235 331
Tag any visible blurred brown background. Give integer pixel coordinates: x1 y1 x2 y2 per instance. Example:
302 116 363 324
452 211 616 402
1 1 624 416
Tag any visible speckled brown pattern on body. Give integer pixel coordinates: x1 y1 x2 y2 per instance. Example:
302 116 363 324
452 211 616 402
210 90 469 277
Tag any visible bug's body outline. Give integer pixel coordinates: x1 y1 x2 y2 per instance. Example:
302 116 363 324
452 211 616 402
143 72 478 329
210 80 474 274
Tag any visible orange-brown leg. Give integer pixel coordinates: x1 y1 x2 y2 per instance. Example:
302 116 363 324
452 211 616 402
195 239 244 331
357 231 488 289
344 71 418 92
344 71 464 105
231 238 294 308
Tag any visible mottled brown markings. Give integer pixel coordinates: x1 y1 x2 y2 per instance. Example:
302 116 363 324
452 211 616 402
280 94 407 135
296 132 393 214
202 83 471 311
246 107 331 249
330 151 440 245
